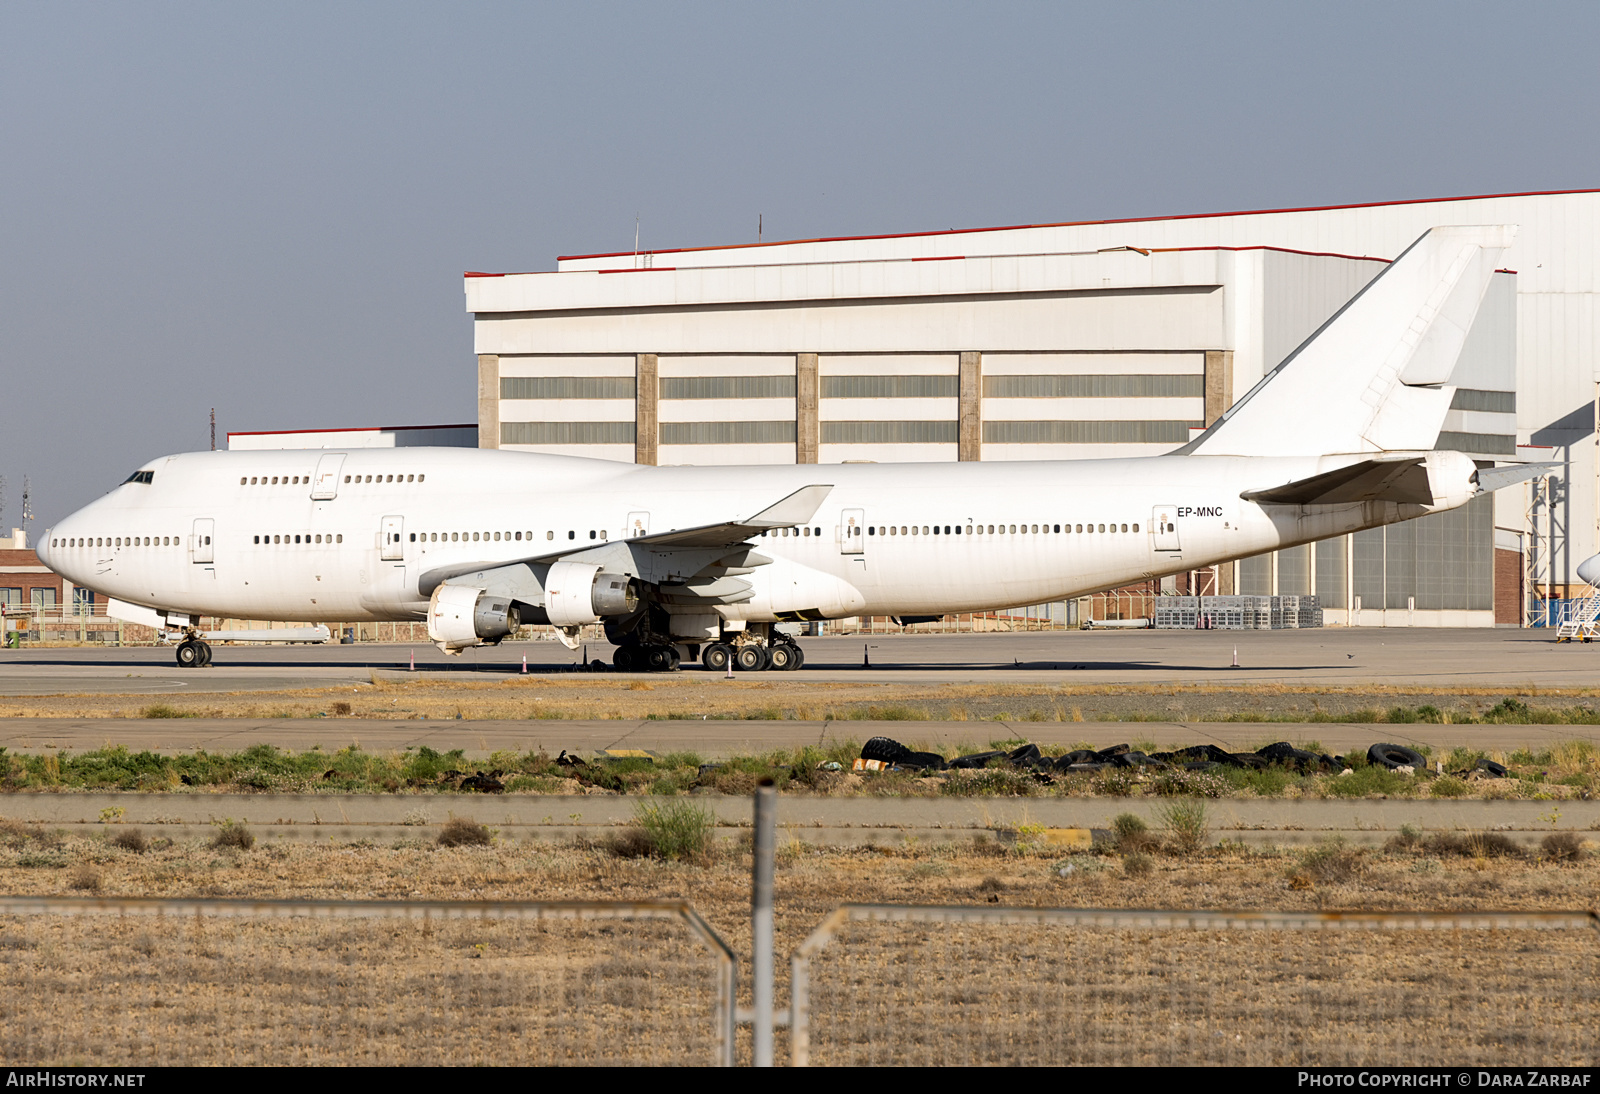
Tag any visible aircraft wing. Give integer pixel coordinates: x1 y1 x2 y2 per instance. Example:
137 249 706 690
607 483 834 549
417 484 833 596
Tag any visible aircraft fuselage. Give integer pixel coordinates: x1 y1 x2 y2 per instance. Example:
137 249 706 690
39 446 1450 624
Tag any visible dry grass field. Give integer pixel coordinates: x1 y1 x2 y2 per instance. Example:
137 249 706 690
0 814 1595 1065
10 673 1600 724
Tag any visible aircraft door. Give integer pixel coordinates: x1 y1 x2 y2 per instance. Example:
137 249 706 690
311 453 347 500
1151 506 1180 552
626 511 649 538
840 509 864 554
191 519 214 564
380 516 405 561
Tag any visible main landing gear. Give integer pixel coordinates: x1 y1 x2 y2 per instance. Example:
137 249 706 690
701 634 804 673
611 643 680 673
174 634 212 668
608 619 805 674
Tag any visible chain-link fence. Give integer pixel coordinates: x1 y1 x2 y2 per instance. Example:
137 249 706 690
0 896 734 1066
792 905 1600 1066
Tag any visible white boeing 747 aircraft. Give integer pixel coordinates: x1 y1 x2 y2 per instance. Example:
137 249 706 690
39 226 1544 672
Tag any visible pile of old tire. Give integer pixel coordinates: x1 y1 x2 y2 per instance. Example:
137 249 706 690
860 736 948 771
1367 743 1428 770
1255 741 1343 773
946 743 1049 770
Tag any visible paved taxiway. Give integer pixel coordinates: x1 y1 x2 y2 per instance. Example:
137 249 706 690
5 627 1600 694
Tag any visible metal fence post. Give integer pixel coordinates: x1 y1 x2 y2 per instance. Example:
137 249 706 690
752 778 776 1066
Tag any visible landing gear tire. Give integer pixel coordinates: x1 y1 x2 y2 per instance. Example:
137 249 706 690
645 645 677 673
176 641 200 668
702 643 733 672
196 641 213 667
734 645 771 672
613 646 638 672
767 643 799 672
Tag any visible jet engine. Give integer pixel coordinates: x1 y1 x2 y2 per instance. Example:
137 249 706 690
428 584 522 651
545 561 639 625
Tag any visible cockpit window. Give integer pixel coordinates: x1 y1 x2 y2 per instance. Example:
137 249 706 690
122 470 154 485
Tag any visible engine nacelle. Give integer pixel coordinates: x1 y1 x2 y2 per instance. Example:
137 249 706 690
428 584 522 651
545 562 639 626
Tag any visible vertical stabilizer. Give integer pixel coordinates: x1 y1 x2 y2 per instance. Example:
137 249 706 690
1180 225 1515 457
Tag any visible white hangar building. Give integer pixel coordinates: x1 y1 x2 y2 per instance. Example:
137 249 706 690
465 189 1600 628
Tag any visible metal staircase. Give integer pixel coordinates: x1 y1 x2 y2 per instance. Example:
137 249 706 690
1555 589 1600 641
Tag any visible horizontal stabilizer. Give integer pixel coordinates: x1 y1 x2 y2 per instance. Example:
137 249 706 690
1240 458 1431 506
1473 462 1560 494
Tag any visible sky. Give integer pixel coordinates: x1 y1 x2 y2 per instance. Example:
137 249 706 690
4 1 1600 529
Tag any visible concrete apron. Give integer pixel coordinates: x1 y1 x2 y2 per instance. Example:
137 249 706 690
4 792 1596 849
